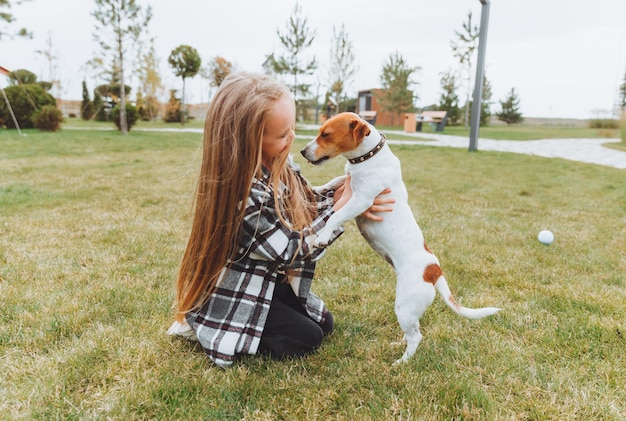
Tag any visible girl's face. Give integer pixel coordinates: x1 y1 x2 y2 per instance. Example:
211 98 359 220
262 94 296 168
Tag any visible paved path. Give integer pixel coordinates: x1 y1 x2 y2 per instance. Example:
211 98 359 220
129 126 626 169
298 125 626 169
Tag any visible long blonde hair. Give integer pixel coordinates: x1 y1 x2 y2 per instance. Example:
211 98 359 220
175 72 316 320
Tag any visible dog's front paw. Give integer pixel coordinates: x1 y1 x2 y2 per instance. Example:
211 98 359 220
313 228 333 249
313 175 347 195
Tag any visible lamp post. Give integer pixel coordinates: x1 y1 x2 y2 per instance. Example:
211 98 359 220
468 0 490 151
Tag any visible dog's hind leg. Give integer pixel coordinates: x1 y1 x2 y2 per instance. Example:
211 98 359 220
393 327 422 365
393 278 436 365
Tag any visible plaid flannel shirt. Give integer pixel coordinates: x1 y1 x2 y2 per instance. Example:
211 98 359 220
187 161 344 368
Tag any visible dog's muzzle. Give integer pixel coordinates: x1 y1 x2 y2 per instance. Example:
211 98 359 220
303 153 328 165
300 146 329 165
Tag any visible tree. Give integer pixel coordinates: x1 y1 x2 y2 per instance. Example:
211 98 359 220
263 1 317 120
497 88 523 125
163 89 182 123
618 67 626 111
203 56 234 88
137 40 163 121
35 31 61 99
377 51 420 126
7 68 37 85
81 80 94 120
437 70 461 126
91 0 152 135
92 83 130 121
0 0 32 39
327 24 357 113
479 73 493 126
96 83 131 106
199 56 233 106
8 69 53 94
168 44 201 125
467 72 493 126
451 11 479 128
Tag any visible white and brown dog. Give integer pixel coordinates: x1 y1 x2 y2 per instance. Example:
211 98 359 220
301 112 501 365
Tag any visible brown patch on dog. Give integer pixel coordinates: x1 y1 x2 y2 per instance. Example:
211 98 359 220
351 117 371 143
424 242 433 254
312 113 370 159
423 263 442 284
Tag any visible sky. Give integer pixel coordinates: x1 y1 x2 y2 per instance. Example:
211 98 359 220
2 0 626 120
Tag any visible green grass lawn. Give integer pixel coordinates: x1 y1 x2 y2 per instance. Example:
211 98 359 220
1 127 625 419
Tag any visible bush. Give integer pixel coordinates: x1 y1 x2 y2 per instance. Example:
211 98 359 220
163 89 182 123
0 84 56 129
589 118 619 129
111 104 139 131
32 105 64 131
137 94 160 121
7 69 37 85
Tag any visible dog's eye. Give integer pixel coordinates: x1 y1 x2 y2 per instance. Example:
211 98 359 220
321 132 329 138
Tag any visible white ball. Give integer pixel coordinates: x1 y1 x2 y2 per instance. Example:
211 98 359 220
538 230 554 245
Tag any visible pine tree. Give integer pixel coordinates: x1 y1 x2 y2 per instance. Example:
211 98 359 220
480 74 493 126
327 24 357 112
437 70 461 126
496 88 523 125
378 51 420 126
263 2 317 120
0 0 32 39
618 67 626 111
80 81 94 120
450 11 479 128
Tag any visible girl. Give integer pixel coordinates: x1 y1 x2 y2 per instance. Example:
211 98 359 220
168 72 392 367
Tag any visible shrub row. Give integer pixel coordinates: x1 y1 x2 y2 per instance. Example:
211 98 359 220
589 118 619 129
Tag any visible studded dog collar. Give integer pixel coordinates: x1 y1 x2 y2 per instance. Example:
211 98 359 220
348 132 386 164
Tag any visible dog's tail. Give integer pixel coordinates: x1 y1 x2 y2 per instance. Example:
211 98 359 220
435 275 501 319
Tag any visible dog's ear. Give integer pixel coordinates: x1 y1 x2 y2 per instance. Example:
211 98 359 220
349 118 371 144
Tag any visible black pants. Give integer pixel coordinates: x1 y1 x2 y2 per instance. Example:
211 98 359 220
258 281 334 359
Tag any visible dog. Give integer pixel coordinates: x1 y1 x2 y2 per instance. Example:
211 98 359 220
301 112 501 365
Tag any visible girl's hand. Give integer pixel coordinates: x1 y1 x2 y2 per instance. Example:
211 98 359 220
362 188 394 221
332 175 352 211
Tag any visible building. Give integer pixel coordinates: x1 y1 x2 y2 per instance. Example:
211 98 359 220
356 89 400 127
